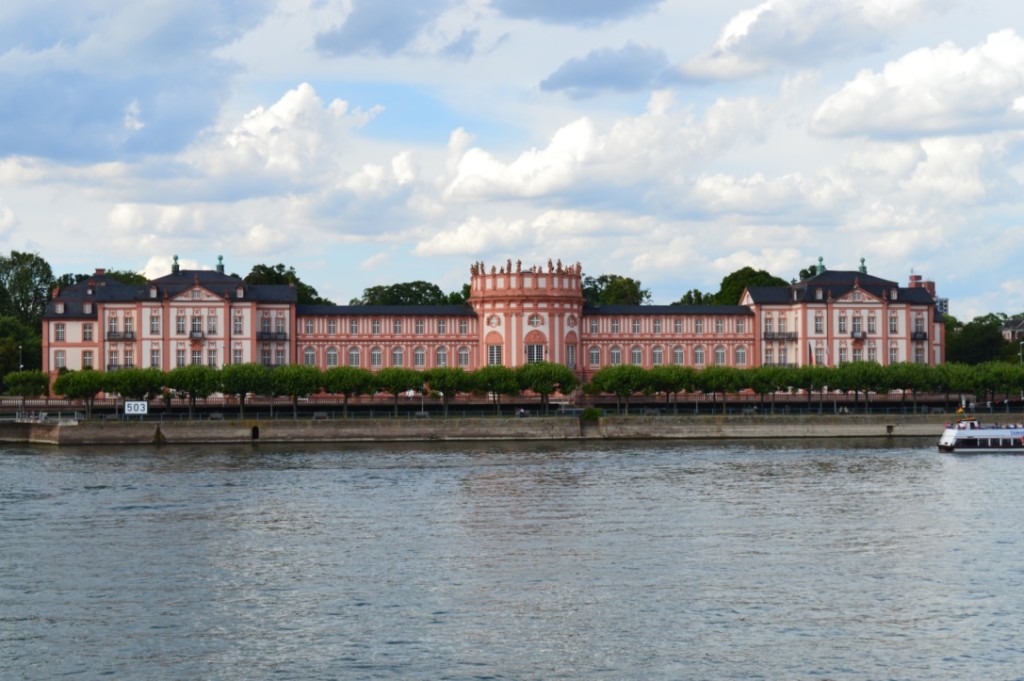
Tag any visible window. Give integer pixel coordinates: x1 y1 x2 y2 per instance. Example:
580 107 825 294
838 316 847 333
715 319 724 334
529 314 542 327
779 347 788 365
151 315 160 334
631 346 642 365
764 318 773 333
83 324 93 342
393 320 403 334
109 349 118 369
695 319 704 334
349 347 361 367
108 317 118 335
589 319 599 333
414 346 425 368
83 350 93 369
261 348 271 366
736 319 745 333
814 347 824 366
736 346 747 366
868 316 876 334
674 319 682 334
207 348 216 368
889 315 898 334
124 349 134 368
852 316 862 334
436 347 448 367
327 347 338 367
233 348 242 365
438 320 447 334
176 316 186 335
632 319 640 334
566 344 576 369
191 316 202 335
392 347 404 367
778 317 787 333
610 346 621 365
526 345 544 364
275 349 285 366
694 346 705 365
459 320 468 334
839 346 848 363
191 289 200 300
914 345 925 364
814 315 823 333
611 319 620 333
652 346 664 366
672 346 684 365
372 320 381 335
234 316 243 334
589 346 600 367
765 347 773 365
208 315 217 335
261 318 271 334
304 347 316 366
488 345 502 366
55 323 65 341
714 346 726 365
55 350 65 369
853 347 863 362
867 346 876 362
914 316 925 333
177 349 186 367
416 320 424 335
328 319 337 335
371 347 383 368
124 317 134 335
192 350 202 366
889 346 899 364
305 320 314 334
653 319 662 333
350 319 359 334
458 346 470 367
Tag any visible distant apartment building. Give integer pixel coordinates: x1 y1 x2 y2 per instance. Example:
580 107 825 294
42 255 944 383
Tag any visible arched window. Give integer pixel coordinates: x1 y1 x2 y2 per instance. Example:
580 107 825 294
348 347 360 367
735 346 747 366
714 346 726 365
610 346 622 365
589 346 600 367
694 346 705 366
370 347 382 368
436 346 448 367
326 347 338 367
631 346 643 365
303 347 316 366
392 347 404 367
652 346 664 365
672 346 684 365
414 346 426 368
458 346 470 367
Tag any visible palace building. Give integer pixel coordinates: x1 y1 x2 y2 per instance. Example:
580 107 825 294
42 255 944 383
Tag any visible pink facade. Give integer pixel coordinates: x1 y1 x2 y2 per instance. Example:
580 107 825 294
42 256 944 382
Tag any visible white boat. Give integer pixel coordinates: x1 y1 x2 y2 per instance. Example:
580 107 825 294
938 418 1024 453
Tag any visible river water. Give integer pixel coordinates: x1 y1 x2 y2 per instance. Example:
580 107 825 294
2 439 1022 680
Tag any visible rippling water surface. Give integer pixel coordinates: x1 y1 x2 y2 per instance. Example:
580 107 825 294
2 439 1023 680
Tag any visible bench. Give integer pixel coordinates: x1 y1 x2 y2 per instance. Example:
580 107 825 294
312 412 329 420
414 411 430 418
741 406 758 415
208 412 224 421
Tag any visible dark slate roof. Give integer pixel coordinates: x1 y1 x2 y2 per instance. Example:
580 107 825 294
44 269 296 319
744 269 936 306
583 304 754 316
297 304 475 316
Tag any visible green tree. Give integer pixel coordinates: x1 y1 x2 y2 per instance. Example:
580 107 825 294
107 367 165 401
52 369 107 419
167 365 218 419
946 313 1009 364
220 363 272 418
515 362 579 415
582 274 651 306
0 316 39 373
646 365 695 412
673 289 713 305
422 366 471 417
471 365 519 415
352 281 449 305
270 365 323 419
323 366 375 417
694 365 742 414
712 266 789 305
374 367 423 417
244 263 333 305
0 251 54 329
3 369 49 413
589 365 649 414
886 362 930 412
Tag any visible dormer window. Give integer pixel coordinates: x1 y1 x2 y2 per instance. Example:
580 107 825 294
83 302 92 314
191 290 200 299
55 303 64 314
890 289 898 300
236 286 244 298
149 286 157 299
815 288 822 300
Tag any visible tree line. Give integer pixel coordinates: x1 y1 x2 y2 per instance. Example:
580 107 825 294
5 359 1024 419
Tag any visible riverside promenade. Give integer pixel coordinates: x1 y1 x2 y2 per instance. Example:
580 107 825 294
0 413 950 446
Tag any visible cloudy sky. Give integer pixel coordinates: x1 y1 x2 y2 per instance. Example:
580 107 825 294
2 0 1023 318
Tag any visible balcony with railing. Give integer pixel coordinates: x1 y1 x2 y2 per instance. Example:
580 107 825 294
762 331 798 340
106 331 136 340
850 331 868 340
189 330 205 340
910 331 928 340
257 331 289 341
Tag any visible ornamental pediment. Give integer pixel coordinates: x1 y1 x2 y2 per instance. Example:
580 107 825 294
835 289 882 305
173 287 220 302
